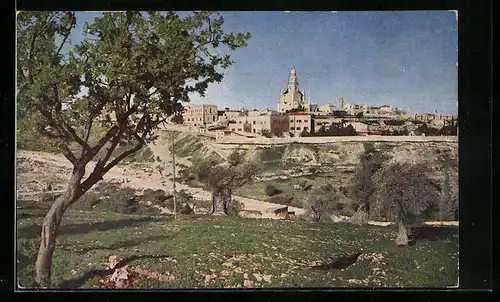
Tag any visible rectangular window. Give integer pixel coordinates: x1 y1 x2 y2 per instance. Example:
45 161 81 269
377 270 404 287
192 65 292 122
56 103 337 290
297 120 302 123
290 127 294 130
296 127 301 130
237 128 242 131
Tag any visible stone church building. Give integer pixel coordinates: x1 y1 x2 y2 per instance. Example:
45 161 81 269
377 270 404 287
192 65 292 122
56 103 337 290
278 67 307 113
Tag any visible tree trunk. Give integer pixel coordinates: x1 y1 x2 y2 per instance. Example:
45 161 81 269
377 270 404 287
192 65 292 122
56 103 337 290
349 203 369 225
395 217 410 246
210 188 229 216
35 168 84 287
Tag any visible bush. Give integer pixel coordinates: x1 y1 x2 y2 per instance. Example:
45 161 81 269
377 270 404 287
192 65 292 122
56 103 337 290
100 187 137 214
134 205 162 216
267 194 293 205
179 203 195 215
96 181 122 196
264 184 281 196
141 189 168 206
16 237 39 288
227 199 244 216
71 191 101 210
303 184 344 222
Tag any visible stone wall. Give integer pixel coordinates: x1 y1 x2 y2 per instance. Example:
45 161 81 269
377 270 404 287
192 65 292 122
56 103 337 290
215 135 458 145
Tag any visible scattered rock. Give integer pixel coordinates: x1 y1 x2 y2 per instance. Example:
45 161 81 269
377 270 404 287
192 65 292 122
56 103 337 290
262 274 272 283
252 273 262 282
108 255 121 269
243 279 254 288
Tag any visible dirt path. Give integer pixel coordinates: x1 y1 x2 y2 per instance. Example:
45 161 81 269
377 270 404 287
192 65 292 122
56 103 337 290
17 150 304 218
16 150 458 226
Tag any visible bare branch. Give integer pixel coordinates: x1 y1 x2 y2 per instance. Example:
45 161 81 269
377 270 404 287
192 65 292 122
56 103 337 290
90 125 120 155
80 130 122 192
101 134 145 175
55 12 76 56
59 143 77 165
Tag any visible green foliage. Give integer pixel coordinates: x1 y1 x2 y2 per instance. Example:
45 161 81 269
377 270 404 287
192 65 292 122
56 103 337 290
348 143 390 216
104 187 138 214
171 114 184 124
372 163 440 223
17 237 39 288
436 155 459 221
17 10 250 177
309 122 356 137
141 188 168 206
265 184 281 196
71 191 101 210
304 184 345 222
259 146 285 162
415 123 441 136
226 199 244 216
267 194 294 206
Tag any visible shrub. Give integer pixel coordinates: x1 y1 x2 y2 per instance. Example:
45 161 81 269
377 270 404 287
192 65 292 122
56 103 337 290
179 203 195 215
141 189 168 206
303 184 344 222
98 187 137 214
135 205 162 216
226 199 244 216
267 194 293 205
96 181 122 196
16 237 39 288
71 191 101 210
264 184 281 196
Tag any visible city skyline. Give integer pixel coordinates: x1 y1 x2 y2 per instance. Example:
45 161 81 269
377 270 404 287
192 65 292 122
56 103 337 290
69 11 458 115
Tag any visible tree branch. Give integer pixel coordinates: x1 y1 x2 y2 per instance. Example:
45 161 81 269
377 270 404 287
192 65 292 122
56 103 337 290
55 12 75 56
101 133 145 175
59 143 77 165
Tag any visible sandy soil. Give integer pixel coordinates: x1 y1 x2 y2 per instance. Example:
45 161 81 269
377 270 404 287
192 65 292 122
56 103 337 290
16 150 305 218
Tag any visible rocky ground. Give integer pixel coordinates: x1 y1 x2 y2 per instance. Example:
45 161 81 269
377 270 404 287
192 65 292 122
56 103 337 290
16 150 305 218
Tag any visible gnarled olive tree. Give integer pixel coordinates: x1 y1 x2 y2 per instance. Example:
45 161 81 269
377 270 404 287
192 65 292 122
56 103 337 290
372 162 439 246
16 11 250 287
194 151 259 215
348 142 390 225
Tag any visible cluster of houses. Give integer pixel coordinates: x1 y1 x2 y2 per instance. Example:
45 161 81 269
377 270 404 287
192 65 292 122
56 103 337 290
181 67 457 138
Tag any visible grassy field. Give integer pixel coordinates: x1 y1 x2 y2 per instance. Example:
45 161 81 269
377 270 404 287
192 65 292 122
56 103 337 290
17 199 458 289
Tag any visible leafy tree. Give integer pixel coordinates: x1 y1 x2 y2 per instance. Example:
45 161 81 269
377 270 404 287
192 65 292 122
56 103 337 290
372 163 440 246
260 129 271 138
299 128 309 137
171 114 184 125
436 154 459 221
316 125 327 136
17 11 250 287
264 184 281 196
303 184 345 222
193 151 260 215
347 143 390 225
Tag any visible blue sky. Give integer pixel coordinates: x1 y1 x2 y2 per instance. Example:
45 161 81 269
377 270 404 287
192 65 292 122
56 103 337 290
72 11 458 115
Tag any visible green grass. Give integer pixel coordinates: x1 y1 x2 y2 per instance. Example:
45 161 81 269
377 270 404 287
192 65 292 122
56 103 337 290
17 199 458 289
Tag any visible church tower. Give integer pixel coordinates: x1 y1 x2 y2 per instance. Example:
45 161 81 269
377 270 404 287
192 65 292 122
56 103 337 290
278 67 306 112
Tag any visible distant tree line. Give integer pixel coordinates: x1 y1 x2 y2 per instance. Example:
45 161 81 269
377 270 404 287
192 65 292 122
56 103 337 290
300 121 356 137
